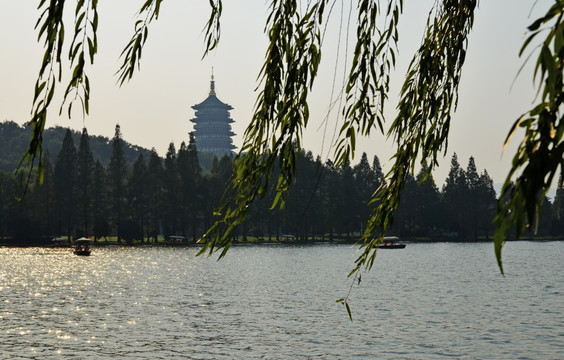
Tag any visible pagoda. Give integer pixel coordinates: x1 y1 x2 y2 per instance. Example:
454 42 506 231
190 74 236 156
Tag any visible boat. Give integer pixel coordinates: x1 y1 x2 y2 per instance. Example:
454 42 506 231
46 237 70 248
73 237 92 256
379 243 406 249
166 235 186 245
378 236 406 249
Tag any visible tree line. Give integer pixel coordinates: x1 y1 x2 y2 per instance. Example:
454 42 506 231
1 124 564 245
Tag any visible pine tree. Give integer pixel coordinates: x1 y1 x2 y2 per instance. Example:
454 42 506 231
163 142 179 237
54 129 77 239
372 155 384 190
27 150 56 238
337 160 357 238
92 159 109 241
321 160 340 241
0 172 14 239
442 153 467 240
177 136 202 241
414 164 442 237
538 196 553 236
286 149 318 241
393 173 417 236
146 149 163 242
207 155 234 234
465 156 481 240
76 128 95 237
127 153 148 242
108 124 128 242
353 153 374 233
477 170 497 239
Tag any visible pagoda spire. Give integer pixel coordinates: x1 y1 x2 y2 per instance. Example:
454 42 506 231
209 68 216 96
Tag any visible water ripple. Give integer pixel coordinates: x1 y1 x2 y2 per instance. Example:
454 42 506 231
0 243 563 358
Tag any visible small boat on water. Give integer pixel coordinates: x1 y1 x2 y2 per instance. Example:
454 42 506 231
379 236 406 249
47 237 70 248
166 235 186 245
380 243 406 249
73 238 92 256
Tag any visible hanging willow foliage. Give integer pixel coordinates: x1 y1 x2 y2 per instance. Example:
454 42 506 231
200 0 328 258
354 0 477 276
20 0 564 311
20 0 67 188
494 2 564 274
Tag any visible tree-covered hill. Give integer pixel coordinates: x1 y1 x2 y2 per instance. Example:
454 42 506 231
0 121 152 173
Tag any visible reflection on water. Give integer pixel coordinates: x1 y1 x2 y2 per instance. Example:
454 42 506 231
0 242 563 359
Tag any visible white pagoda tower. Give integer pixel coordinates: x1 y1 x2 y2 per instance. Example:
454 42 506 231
190 74 236 156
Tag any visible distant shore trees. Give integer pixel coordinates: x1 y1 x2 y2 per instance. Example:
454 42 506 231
1 125 563 245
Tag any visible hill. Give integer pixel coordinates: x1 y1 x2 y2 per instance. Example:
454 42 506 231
0 121 223 173
0 121 152 172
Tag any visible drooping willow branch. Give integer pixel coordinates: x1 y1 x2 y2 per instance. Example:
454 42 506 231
24 0 99 183
203 0 223 58
351 0 477 276
116 0 164 86
494 2 564 273
199 0 327 258
335 0 403 166
20 0 67 188
61 0 99 118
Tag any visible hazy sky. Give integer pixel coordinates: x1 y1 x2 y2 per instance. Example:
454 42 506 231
0 1 552 187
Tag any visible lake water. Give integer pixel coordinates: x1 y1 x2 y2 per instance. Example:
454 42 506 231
0 242 562 359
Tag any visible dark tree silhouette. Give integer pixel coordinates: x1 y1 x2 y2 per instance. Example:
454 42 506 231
54 129 77 239
108 124 127 242
76 128 95 237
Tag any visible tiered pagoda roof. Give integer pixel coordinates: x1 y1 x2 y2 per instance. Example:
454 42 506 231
190 74 236 156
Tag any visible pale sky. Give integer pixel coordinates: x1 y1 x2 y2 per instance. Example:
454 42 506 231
0 1 552 188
